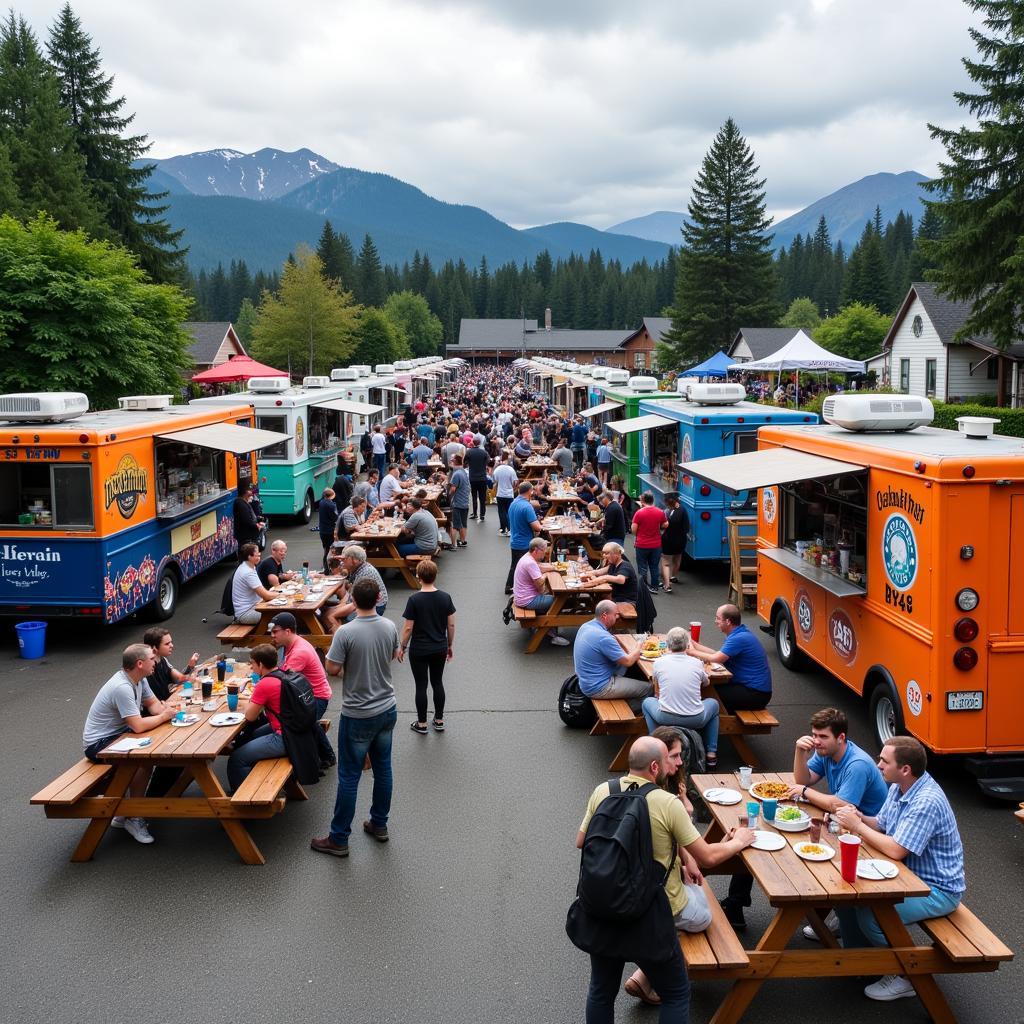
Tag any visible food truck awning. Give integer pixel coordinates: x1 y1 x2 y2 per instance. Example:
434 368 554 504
312 399 385 416
580 401 624 418
607 414 676 434
378 385 407 393
679 448 865 495
157 423 292 454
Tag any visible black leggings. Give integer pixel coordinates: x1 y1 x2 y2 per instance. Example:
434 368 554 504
410 651 447 723
715 683 771 713
470 479 488 517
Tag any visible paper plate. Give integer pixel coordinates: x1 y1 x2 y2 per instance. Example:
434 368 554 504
750 830 787 852
857 858 898 879
210 712 245 727
794 841 836 861
171 714 200 728
703 787 743 805
271 598 288 605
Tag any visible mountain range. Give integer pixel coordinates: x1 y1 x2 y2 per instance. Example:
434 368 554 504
141 148 931 273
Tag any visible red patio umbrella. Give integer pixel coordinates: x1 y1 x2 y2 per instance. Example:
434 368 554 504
191 354 289 384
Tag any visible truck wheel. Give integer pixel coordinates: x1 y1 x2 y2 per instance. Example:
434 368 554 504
297 489 314 524
869 681 905 748
774 606 805 670
152 566 179 620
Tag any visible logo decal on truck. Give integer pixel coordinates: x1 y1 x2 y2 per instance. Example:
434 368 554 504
762 487 777 526
828 609 857 664
882 513 917 591
795 588 814 639
906 679 923 717
104 454 149 519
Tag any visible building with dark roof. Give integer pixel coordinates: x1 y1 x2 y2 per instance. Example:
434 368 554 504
728 327 804 363
183 322 247 371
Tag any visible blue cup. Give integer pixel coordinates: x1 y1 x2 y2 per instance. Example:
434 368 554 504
227 683 239 713
762 797 777 822
746 801 759 828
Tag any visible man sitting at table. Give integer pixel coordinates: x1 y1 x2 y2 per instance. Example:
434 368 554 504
580 542 638 611
512 538 572 648
257 539 298 589
339 494 369 540
593 491 627 548
552 437 574 476
834 737 965 1003
324 545 388 630
396 497 439 556
232 542 276 625
377 463 408 510
573 600 651 709
688 604 772 712
82 644 178 845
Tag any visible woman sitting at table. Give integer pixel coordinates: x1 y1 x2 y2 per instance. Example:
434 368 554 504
641 627 720 768
142 627 198 701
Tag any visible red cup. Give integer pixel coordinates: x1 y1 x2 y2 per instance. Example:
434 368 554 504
689 621 702 643
839 833 861 882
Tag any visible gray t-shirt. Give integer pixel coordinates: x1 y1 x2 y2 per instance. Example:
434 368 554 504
326 614 398 719
405 508 439 552
83 670 155 745
553 446 574 475
232 562 262 617
449 468 471 509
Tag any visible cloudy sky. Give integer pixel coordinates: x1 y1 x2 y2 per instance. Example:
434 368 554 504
22 0 982 228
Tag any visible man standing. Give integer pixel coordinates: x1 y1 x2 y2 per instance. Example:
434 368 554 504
232 542 275 624
370 424 388 476
447 455 471 547
573 600 652 709
552 437 574 477
232 480 264 559
492 452 518 537
594 492 626 547
464 437 491 522
596 436 613 485
312 578 400 858
505 481 542 593
835 737 965 1003
688 604 772 712
630 491 667 592
570 416 588 470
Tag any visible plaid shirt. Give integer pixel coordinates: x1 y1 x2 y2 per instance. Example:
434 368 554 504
876 772 965 895
350 561 388 609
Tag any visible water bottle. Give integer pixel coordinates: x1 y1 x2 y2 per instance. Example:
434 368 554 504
301 561 310 583
578 545 587 565
181 678 193 708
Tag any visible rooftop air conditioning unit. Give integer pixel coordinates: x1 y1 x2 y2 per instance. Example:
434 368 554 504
394 360 413 370
822 394 934 432
247 377 291 393
302 376 331 389
956 415 999 439
350 365 371 377
628 376 658 392
0 392 89 422
686 383 746 405
591 367 609 379
118 394 173 411
374 363 395 376
675 377 701 394
330 368 359 383
605 369 631 385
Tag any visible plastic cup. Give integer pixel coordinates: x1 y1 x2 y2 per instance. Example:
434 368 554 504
201 680 213 701
689 621 701 642
809 819 823 843
762 797 777 822
226 682 240 713
737 814 749 829
839 833 861 882
216 661 226 683
746 802 759 829
738 766 753 790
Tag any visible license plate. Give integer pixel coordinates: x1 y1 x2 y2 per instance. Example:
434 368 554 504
946 691 983 711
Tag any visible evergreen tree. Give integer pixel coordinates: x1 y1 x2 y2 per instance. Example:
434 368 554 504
661 118 780 367
234 296 257 347
908 205 946 281
924 0 1024 348
841 220 893 313
316 220 339 277
356 233 385 307
46 4 184 280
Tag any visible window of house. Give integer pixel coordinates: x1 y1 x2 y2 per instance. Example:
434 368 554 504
899 359 910 392
987 357 999 380
925 359 937 398
634 351 646 369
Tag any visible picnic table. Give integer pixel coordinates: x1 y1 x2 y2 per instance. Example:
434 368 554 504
539 513 605 561
220 575 344 651
31 663 308 865
521 456 557 480
689 770 1012 1023
349 520 421 588
545 484 587 507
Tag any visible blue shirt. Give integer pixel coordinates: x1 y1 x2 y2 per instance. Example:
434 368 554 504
876 772 965 895
571 423 588 446
807 739 888 815
508 495 538 548
412 444 432 467
597 444 611 464
574 619 626 696
719 624 772 692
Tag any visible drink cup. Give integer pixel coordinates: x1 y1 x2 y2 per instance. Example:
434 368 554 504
738 766 753 790
689 621 701 643
175 708 186 723
737 814 749 829
809 818 823 843
839 833 861 882
762 797 777 822
746 802 759 829
201 679 213 701
216 661 225 683
226 682 240 713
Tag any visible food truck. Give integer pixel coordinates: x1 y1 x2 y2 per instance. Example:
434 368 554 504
329 364 405 438
637 383 816 560
681 394 1024 795
191 375 384 521
0 392 289 623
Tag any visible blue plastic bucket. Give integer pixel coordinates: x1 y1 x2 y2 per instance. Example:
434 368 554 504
15 621 47 659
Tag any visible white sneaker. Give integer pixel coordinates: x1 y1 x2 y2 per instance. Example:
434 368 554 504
802 909 841 941
122 817 155 844
550 635 571 646
864 975 916 1001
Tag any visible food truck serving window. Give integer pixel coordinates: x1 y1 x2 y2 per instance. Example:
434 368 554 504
0 463 94 529
155 439 227 517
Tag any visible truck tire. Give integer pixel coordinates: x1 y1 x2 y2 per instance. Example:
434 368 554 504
868 679 905 748
297 488 314 524
151 566 179 621
773 605 805 670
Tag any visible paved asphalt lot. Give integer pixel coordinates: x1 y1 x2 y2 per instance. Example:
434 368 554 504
4 517 1021 1024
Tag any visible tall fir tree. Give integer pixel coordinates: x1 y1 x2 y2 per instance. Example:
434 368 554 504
356 233 385 307
661 118 780 367
908 205 946 281
924 0 1024 348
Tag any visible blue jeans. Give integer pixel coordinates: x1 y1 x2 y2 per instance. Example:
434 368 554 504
587 943 690 1023
523 594 554 612
641 696 720 753
329 707 398 844
227 723 286 791
373 453 386 476
496 496 513 530
635 545 662 589
837 885 961 948
397 541 422 556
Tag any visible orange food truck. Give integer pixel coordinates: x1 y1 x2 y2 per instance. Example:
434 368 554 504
681 394 1024 797
0 392 289 624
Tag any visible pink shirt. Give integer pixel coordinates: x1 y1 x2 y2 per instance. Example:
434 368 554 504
632 504 667 549
513 554 544 607
279 635 332 700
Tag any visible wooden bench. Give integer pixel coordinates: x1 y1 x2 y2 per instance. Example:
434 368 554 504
919 904 1014 965
230 756 307 807
31 758 113 809
513 606 536 621
718 708 780 768
614 603 638 623
679 879 751 972
218 623 256 645
590 698 646 771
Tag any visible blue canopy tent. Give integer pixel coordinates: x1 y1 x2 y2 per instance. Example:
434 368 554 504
684 350 732 378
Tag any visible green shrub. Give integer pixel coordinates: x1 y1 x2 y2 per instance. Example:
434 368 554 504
931 401 1024 437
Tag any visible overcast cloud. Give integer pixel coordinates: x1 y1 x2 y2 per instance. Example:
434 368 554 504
20 0 982 227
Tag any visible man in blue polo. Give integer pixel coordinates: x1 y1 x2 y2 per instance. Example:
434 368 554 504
572 600 651 710
688 604 771 712
505 481 541 594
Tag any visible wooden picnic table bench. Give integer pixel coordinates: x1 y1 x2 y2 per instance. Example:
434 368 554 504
348 522 421 588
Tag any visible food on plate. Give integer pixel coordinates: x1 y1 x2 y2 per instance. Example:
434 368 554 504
751 781 791 800
777 806 806 822
798 843 827 856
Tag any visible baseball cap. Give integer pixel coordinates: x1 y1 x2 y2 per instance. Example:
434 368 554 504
268 612 297 631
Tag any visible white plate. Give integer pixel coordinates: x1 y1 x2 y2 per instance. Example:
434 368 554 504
704 787 743 805
210 712 245 727
857 858 898 879
794 842 836 861
171 714 200 728
748 783 793 802
271 598 289 605
750 830 787 851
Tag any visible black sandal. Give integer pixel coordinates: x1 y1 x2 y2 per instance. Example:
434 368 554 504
410 721 428 734
432 719 445 732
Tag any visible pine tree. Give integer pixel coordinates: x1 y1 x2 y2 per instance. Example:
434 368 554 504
356 233 385 307
661 119 780 367
841 220 893 313
46 4 184 280
924 0 1024 348
234 297 257 347
909 205 946 281
316 220 339 277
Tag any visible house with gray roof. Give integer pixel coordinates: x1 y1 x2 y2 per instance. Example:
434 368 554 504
728 327 804 363
183 322 247 371
881 282 1023 407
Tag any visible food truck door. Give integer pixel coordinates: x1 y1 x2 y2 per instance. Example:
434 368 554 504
988 492 1024 749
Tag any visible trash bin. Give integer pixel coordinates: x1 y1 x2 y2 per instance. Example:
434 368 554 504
15 620 47 659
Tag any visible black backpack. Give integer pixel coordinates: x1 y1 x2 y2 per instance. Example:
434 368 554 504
501 595 514 626
270 668 321 786
218 573 235 617
558 673 596 729
635 577 657 634
576 779 666 922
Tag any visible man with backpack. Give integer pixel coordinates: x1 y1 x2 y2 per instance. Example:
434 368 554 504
568 735 753 1017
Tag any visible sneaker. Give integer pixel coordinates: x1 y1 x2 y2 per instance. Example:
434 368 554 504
864 975 916 1001
550 635 571 646
310 836 349 857
116 816 154 844
469 513 478 520
802 910 840 941
362 820 389 843
720 897 746 931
